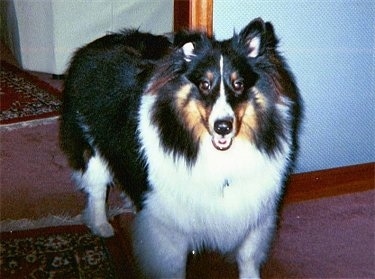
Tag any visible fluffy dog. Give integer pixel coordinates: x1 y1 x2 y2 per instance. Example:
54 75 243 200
60 18 302 278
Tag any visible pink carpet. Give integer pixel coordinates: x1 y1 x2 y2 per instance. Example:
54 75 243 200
0 120 126 220
265 190 374 277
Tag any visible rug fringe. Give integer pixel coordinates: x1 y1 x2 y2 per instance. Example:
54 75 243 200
0 116 60 131
0 206 133 232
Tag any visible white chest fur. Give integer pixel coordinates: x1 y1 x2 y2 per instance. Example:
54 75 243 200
138 95 290 250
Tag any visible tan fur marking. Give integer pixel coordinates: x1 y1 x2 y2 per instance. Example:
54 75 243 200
176 84 209 142
175 84 193 107
184 101 209 142
206 71 214 81
231 72 239 82
235 87 270 142
252 87 268 109
236 102 258 142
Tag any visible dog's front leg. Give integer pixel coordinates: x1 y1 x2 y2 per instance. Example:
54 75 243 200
236 215 277 278
133 209 189 278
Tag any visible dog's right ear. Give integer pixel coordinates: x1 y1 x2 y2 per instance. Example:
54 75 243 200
182 42 195 62
174 31 209 62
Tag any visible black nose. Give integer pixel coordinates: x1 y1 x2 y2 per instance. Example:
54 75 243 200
214 119 233 135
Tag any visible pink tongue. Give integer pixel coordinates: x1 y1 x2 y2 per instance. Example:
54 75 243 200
218 139 227 144
212 137 232 151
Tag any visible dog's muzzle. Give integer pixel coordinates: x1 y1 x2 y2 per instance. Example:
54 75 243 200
212 118 234 151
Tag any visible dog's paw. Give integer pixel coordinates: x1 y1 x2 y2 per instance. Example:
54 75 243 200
90 222 115 238
82 211 115 238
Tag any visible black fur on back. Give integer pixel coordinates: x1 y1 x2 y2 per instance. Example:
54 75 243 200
60 30 171 208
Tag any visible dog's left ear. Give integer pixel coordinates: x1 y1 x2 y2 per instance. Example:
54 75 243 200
238 18 268 58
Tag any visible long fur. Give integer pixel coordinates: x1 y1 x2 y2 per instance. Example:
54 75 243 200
60 18 302 278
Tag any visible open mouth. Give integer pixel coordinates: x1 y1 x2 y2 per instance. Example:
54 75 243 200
212 135 233 151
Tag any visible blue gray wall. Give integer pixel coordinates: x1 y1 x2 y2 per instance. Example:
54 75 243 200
214 0 375 172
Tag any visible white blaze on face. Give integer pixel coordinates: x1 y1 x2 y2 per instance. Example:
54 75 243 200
209 55 235 151
219 55 225 96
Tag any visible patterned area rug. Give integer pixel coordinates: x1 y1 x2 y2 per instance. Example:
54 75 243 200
0 216 137 278
0 60 62 125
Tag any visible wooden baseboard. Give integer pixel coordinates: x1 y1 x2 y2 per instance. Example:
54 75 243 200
283 162 374 204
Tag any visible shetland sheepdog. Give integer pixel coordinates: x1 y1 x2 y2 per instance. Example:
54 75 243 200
60 18 302 278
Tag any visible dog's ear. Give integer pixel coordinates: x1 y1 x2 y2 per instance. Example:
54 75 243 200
174 31 209 62
164 32 195 61
264 22 278 49
182 42 195 62
238 18 269 58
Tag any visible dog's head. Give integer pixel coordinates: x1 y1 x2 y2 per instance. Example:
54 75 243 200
147 18 300 164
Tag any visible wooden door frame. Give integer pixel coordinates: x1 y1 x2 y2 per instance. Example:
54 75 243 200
174 0 213 36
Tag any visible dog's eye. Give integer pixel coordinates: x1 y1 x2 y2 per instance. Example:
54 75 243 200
199 80 211 93
233 79 244 93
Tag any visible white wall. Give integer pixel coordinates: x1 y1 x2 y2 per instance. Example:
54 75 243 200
7 0 173 74
213 0 375 172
